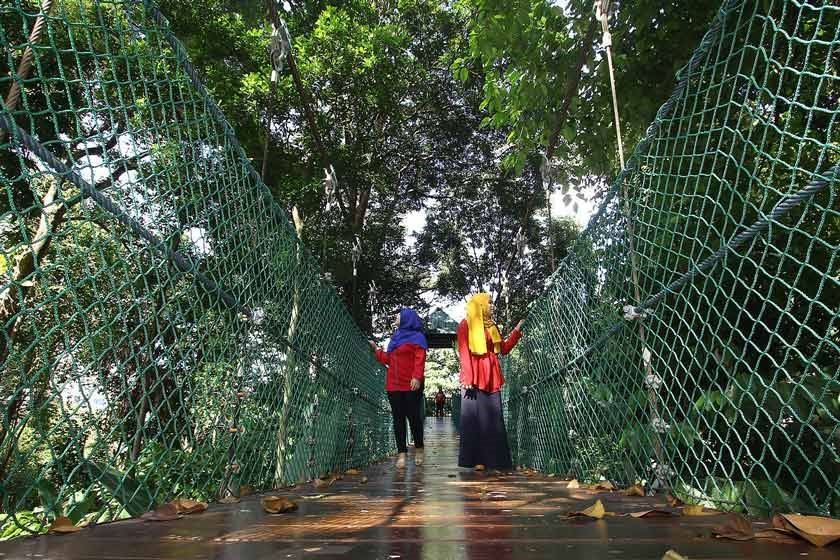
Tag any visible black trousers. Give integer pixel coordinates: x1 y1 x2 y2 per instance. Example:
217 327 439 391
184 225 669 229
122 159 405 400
458 388 512 469
387 390 424 453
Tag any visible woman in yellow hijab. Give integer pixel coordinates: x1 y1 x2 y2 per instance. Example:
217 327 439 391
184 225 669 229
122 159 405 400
456 293 524 470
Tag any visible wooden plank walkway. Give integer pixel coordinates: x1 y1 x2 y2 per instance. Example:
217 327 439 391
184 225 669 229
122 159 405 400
2 418 838 559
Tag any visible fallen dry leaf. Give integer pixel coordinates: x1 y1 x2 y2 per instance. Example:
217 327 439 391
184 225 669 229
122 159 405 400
49 516 82 534
474 464 486 472
621 484 645 497
360 476 369 484
218 496 240 504
772 513 840 547
261 496 298 514
569 499 607 520
661 550 687 560
682 504 720 516
592 481 615 491
170 498 208 515
667 494 684 507
141 503 180 522
712 513 754 541
239 485 255 497
567 479 580 489
345 468 361 476
755 528 803 545
312 477 336 490
629 509 675 518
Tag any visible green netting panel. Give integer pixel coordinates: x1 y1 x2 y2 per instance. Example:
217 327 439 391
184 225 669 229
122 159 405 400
0 0 392 537
506 0 839 517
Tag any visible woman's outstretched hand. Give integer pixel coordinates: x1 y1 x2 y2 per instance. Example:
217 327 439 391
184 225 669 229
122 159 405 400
515 319 524 331
369 340 378 352
410 378 421 391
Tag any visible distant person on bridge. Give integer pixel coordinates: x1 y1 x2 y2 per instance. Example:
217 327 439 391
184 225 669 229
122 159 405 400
370 308 427 469
435 386 446 417
457 293 523 471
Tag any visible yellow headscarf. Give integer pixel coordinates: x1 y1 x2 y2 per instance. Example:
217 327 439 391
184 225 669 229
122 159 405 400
466 293 502 354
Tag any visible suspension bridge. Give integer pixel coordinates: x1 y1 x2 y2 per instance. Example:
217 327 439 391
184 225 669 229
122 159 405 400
0 0 838 557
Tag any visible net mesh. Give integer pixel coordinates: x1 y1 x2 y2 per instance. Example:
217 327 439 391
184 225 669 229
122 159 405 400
505 0 840 517
1 0 839 541
0 0 391 537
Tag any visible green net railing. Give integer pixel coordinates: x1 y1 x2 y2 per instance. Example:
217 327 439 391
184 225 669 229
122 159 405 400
0 0 392 537
505 0 839 517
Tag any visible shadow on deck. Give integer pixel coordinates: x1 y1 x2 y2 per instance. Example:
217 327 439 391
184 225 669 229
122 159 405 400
2 419 838 559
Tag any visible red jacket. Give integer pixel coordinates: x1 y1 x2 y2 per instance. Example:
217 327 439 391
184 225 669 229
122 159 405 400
375 344 426 392
457 320 521 393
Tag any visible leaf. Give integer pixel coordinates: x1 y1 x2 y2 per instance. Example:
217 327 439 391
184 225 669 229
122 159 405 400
743 480 812 517
661 550 687 560
36 479 59 513
629 509 675 518
474 464 486 471
772 513 840 547
566 479 580 489
591 481 615 491
170 498 208 515
218 496 240 504
65 493 94 525
754 528 802 545
261 496 298 514
85 462 153 518
561 125 575 142
49 516 82 534
360 476 369 484
345 469 361 476
682 504 721 516
141 503 180 522
313 477 335 489
712 513 755 541
667 494 684 507
621 484 645 497
569 499 606 519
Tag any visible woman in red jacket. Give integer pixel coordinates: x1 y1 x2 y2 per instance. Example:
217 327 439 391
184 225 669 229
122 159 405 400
457 293 523 470
370 308 427 469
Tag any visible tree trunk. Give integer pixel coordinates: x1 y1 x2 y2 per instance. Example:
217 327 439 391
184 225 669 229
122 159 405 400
0 154 137 365
273 207 304 487
501 20 597 282
0 180 67 365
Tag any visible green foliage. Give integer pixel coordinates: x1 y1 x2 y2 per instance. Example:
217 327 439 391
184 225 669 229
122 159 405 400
423 348 460 397
1 0 394 538
504 0 840 517
458 0 723 176
0 512 44 540
84 463 154 519
1 0 838 541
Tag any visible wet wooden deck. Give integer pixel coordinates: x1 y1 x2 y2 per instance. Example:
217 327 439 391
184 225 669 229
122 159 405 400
2 419 838 559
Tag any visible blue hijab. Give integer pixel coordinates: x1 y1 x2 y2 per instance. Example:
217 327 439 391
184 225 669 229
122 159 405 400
387 308 428 352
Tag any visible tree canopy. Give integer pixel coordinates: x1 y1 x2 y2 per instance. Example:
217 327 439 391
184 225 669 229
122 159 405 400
6 0 835 535
151 0 723 332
